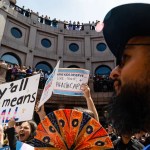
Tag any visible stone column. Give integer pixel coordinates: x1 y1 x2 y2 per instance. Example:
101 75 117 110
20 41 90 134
25 26 37 67
30 11 38 22
0 62 7 84
1 0 10 6
83 23 91 31
57 21 64 30
0 7 7 47
57 34 64 67
84 36 92 72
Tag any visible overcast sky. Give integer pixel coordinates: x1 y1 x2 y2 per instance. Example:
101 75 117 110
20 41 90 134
17 0 149 23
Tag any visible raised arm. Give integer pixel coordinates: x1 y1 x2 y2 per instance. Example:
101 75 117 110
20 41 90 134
81 84 99 122
6 118 17 150
35 101 46 121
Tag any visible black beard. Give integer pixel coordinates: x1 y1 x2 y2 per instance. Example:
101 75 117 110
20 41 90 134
108 83 150 135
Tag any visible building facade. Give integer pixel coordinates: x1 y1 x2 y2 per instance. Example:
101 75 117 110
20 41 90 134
0 0 116 120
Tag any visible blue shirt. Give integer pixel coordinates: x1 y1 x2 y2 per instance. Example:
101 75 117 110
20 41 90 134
143 144 150 150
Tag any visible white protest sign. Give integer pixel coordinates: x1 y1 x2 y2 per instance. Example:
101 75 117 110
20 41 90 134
0 74 40 124
16 141 34 150
53 68 90 96
38 60 60 108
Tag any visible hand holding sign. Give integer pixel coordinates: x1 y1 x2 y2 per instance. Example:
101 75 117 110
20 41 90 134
8 118 15 128
35 101 46 121
54 68 90 96
38 61 90 108
80 84 99 122
81 84 91 99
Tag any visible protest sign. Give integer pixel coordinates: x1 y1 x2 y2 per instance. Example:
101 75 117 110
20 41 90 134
38 60 60 108
53 68 90 96
0 74 40 124
16 141 34 150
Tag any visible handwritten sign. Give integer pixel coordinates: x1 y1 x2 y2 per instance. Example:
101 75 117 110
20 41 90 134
53 68 90 96
0 74 40 124
16 141 34 150
38 60 60 108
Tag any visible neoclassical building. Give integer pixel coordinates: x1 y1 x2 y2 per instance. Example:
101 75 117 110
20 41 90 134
0 0 116 121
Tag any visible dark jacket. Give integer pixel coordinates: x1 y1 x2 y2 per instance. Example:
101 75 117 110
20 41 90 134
113 137 144 150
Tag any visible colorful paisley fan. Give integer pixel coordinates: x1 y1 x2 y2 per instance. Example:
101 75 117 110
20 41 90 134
34 109 114 150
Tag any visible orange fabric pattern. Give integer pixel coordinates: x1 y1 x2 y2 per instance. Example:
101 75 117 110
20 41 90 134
34 109 114 150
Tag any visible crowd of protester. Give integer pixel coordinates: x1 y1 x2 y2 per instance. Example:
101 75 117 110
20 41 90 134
1 60 114 92
0 60 150 149
9 2 99 31
105 124 150 150
0 118 150 149
4 62 51 89
93 74 114 92
0 2 149 150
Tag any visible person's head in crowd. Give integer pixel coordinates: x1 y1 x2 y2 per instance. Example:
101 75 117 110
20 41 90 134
18 120 37 142
32 68 37 72
107 123 114 134
103 3 150 135
7 63 12 69
0 59 5 63
22 65 26 69
28 66 32 69
13 63 18 68
39 69 42 72
134 131 146 141
74 107 95 119
0 125 3 147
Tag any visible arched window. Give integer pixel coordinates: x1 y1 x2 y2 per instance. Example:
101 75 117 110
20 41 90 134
68 65 80 68
35 62 53 73
94 65 113 92
95 65 111 75
1 53 21 65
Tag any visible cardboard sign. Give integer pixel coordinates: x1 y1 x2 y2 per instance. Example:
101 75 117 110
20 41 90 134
38 60 60 108
16 141 34 150
53 68 90 96
0 74 40 124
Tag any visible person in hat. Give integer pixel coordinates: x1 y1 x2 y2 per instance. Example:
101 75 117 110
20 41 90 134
103 3 150 149
106 123 118 142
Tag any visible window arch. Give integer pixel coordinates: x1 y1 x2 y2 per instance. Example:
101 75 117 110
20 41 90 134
95 65 111 75
68 65 80 68
0 52 21 65
35 61 53 73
